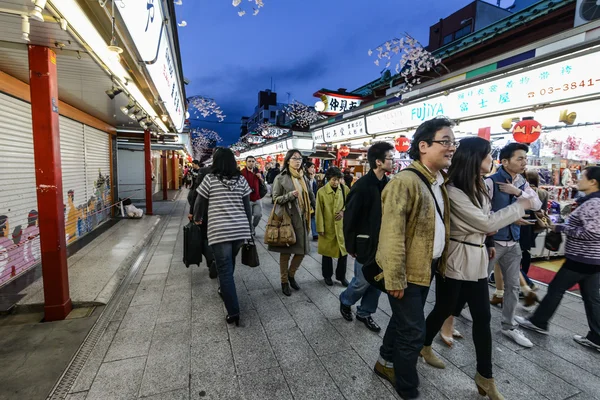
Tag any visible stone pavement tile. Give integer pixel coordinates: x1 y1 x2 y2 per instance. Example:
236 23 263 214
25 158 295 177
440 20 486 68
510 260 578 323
130 273 168 307
459 363 541 400
191 320 229 345
320 350 396 400
157 284 191 324
141 387 189 400
249 291 296 332
517 345 600 398
139 320 191 398
191 339 235 375
287 301 351 356
267 327 318 365
190 371 242 400
86 356 146 400
241 268 273 291
248 288 283 312
330 317 383 367
417 353 487 400
281 358 344 400
166 264 192 288
65 391 88 400
104 323 154 362
145 254 173 275
70 321 120 393
301 281 345 321
118 304 160 332
235 285 255 312
228 310 278 374
237 367 293 400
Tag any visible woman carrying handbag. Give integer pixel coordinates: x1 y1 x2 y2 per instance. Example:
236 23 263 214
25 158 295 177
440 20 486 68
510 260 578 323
268 149 316 296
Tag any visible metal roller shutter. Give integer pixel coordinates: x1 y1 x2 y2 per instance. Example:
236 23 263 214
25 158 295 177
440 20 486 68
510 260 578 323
59 116 88 244
0 93 40 286
83 125 112 228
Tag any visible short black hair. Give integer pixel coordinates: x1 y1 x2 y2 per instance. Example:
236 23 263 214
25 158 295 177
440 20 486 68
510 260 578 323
210 147 240 180
499 143 529 162
304 161 315 173
325 167 343 180
408 117 454 161
246 156 256 162
368 141 394 170
584 166 600 186
192 159 200 166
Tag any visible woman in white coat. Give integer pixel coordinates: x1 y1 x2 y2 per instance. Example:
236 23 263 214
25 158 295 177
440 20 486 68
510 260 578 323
419 137 536 400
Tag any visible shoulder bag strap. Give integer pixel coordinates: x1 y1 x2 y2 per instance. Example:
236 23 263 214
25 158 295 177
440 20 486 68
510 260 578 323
403 168 443 221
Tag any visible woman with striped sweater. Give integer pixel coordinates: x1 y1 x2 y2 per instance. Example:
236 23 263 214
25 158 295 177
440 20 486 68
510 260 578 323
517 166 600 352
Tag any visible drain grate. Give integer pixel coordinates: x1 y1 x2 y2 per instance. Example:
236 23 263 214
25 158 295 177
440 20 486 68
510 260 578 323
47 216 168 399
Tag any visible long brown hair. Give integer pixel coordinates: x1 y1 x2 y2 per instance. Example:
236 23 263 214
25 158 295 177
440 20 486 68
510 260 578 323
448 137 491 207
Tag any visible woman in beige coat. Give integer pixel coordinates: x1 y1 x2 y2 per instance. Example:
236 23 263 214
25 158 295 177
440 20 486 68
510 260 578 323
269 149 315 297
316 167 350 287
420 137 536 400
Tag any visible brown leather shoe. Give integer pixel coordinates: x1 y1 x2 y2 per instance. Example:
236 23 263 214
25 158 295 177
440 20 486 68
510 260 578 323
524 291 539 307
490 295 503 307
374 361 395 387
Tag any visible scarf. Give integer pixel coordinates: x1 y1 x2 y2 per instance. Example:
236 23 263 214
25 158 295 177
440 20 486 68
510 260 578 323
289 167 312 232
577 190 600 206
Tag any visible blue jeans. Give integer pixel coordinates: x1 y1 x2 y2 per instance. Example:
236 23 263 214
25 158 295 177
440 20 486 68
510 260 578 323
211 240 244 317
340 260 382 318
310 214 317 238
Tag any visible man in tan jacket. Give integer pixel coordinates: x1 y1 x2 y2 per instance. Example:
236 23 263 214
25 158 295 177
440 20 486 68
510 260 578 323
373 117 455 400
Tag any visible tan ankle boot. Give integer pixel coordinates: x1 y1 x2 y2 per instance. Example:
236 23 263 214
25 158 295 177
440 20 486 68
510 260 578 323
420 346 445 369
475 372 504 400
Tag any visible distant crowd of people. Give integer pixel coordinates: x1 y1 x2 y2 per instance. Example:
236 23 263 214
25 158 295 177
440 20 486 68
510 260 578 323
184 117 600 400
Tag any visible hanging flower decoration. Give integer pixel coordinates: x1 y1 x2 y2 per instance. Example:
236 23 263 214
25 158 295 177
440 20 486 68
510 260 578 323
191 128 223 160
512 119 542 144
187 96 226 122
283 101 324 128
368 33 448 96
233 0 264 16
266 155 273 163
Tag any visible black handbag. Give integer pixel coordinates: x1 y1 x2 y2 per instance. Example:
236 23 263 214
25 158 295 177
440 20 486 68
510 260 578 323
544 230 562 252
362 260 386 292
242 238 260 268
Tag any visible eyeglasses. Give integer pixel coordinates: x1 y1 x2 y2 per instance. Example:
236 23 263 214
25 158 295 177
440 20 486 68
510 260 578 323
290 157 303 161
431 140 460 148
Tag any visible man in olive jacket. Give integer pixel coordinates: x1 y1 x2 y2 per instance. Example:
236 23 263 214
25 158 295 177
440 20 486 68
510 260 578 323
374 118 455 400
340 141 394 333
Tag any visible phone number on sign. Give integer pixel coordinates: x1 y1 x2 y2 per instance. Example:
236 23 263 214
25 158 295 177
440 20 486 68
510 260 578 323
530 78 600 98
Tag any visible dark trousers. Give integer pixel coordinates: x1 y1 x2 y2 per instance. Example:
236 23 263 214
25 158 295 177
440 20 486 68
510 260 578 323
530 260 600 346
379 262 436 397
211 240 244 317
521 250 533 286
202 237 215 267
322 254 347 280
424 275 493 378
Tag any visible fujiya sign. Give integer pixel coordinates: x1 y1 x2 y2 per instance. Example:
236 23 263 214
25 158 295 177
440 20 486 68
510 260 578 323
366 50 600 134
117 0 185 132
314 91 363 116
314 117 366 144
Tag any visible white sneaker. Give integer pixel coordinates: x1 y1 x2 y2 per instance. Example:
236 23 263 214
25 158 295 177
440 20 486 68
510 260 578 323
460 307 473 322
502 328 533 348
515 316 548 335
573 335 600 352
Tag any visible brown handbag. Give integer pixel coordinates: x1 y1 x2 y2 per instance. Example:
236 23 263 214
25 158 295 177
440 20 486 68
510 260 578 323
264 204 297 246
533 210 552 233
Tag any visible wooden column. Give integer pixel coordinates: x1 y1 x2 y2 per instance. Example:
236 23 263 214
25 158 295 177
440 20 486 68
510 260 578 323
144 130 153 215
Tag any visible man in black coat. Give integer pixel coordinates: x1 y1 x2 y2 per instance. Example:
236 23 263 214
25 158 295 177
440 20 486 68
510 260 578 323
340 142 395 333
187 166 217 278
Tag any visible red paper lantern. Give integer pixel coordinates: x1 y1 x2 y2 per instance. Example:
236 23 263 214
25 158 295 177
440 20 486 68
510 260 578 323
338 145 350 158
256 157 263 163
513 119 542 144
395 136 411 152
266 155 273 163
276 153 285 162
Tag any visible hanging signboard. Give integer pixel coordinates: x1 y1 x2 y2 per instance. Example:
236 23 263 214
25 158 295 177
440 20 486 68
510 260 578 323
314 117 366 144
117 1 185 132
313 90 364 116
366 107 407 135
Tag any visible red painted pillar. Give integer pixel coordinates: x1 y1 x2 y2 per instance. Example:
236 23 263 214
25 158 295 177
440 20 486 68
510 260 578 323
162 151 168 200
171 151 178 189
144 130 153 215
28 46 72 321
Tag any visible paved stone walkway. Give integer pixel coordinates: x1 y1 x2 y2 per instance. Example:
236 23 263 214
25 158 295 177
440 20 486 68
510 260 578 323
66 191 600 400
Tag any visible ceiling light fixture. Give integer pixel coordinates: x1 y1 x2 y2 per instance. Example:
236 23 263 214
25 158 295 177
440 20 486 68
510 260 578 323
120 99 135 115
106 0 123 60
30 0 47 22
21 16 30 41
105 86 123 99
161 114 168 122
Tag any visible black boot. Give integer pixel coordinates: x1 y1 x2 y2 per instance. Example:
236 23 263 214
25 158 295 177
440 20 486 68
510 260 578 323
340 302 353 321
324 277 333 286
281 283 292 297
288 274 300 290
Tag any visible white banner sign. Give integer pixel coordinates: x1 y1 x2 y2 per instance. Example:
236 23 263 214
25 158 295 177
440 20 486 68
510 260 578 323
317 94 363 115
117 1 185 132
314 117 366 144
366 107 407 135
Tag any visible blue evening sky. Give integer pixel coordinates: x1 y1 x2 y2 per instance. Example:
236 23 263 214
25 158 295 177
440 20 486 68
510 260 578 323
176 0 508 146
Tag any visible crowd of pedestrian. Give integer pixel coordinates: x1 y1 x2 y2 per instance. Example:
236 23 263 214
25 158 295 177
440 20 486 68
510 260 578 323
184 117 599 400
